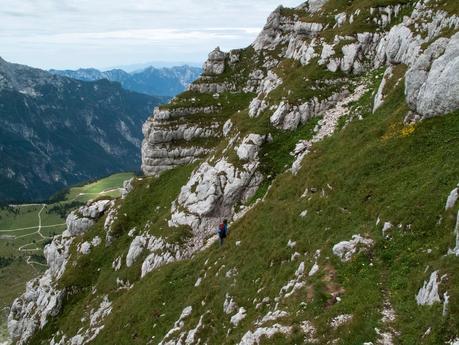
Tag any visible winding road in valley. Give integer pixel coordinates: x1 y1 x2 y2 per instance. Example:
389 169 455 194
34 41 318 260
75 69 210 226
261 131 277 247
0 204 64 268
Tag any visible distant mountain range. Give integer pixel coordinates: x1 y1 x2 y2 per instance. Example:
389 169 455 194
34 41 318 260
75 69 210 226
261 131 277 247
0 57 164 202
49 65 202 97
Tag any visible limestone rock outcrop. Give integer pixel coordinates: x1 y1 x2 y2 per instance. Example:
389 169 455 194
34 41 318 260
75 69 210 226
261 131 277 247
169 156 263 239
405 33 459 119
10 1 459 344
66 200 112 236
141 106 218 176
203 47 226 76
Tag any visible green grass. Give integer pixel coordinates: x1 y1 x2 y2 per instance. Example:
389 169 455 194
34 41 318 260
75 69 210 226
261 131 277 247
27 70 459 345
429 0 459 16
64 172 135 203
268 58 350 106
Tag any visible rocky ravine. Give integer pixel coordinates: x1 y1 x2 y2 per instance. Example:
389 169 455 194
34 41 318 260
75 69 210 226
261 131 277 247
7 0 459 344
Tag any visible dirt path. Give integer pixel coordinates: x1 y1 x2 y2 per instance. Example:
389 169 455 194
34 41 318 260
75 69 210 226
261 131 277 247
0 205 59 267
0 223 66 233
0 205 62 244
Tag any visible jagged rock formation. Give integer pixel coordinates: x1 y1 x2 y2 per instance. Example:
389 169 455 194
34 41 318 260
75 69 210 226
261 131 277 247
7 1 459 344
203 47 226 76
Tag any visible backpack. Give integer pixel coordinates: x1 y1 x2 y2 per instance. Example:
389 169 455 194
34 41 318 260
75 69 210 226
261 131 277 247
218 223 227 238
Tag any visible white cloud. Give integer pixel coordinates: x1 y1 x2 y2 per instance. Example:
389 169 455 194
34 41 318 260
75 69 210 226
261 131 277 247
0 0 302 69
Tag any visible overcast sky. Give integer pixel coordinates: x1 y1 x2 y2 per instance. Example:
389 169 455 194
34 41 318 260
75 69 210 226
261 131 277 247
0 0 301 70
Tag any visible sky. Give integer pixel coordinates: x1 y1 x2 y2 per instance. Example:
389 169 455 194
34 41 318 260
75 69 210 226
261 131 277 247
0 0 301 70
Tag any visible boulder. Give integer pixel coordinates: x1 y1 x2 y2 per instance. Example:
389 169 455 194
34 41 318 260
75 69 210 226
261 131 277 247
448 211 459 256
332 235 374 262
203 47 226 75
223 119 233 137
405 33 459 118
373 66 393 112
121 178 134 199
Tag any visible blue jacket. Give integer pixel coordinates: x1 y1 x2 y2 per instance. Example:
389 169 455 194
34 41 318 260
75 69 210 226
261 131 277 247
218 223 228 237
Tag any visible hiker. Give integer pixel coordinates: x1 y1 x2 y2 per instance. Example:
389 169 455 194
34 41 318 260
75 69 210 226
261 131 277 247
217 219 228 246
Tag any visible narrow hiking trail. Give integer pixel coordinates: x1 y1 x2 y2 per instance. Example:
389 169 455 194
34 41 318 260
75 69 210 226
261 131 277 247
0 223 65 233
0 204 63 240
16 205 53 258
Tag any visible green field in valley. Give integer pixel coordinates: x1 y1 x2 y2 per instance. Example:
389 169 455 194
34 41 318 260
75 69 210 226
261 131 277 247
0 172 135 344
63 172 134 203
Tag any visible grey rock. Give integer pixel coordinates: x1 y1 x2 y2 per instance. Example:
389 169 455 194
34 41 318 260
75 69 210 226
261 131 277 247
252 6 295 51
448 211 459 256
332 235 374 262
236 134 266 161
203 47 226 75
169 156 263 239
188 81 235 93
66 200 112 236
6 199 111 345
223 119 233 137
445 186 459 210
285 37 318 65
121 177 134 199
416 271 441 305
202 47 226 75
373 66 394 112
405 33 459 118
294 22 324 36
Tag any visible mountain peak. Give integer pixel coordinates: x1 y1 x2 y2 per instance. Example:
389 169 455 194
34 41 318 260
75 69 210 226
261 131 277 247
50 65 202 96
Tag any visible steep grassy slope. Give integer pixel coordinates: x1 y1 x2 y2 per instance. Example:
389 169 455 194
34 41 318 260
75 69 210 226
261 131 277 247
27 74 459 344
9 1 459 344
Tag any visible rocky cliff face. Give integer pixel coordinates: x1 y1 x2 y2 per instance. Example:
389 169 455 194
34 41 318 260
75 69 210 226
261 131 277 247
8 1 459 344
0 58 163 202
